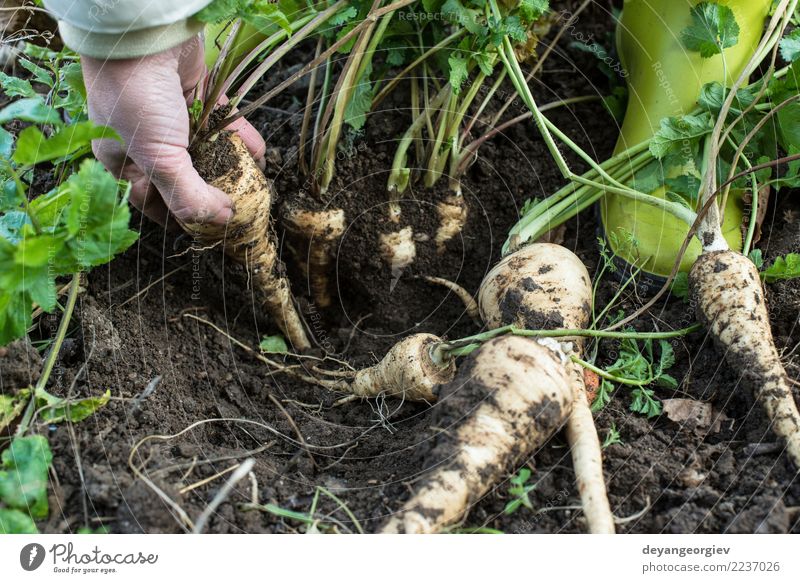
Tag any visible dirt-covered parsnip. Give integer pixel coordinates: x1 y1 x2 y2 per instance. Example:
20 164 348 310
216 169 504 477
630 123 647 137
479 243 615 534
380 226 416 282
690 250 800 469
188 134 310 350
380 335 573 533
336 333 455 402
282 205 345 309
434 194 468 254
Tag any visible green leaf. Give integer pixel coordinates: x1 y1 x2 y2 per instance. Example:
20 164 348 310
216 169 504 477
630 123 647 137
245 1 291 35
0 97 60 125
681 2 740 58
344 79 374 131
590 379 615 412
14 233 63 267
259 335 288 353
448 53 469 93
0 389 31 433
442 0 485 35
749 248 764 269
0 127 14 159
649 113 712 162
328 5 358 27
195 0 250 22
780 29 800 62
0 72 37 98
35 388 111 424
762 253 800 283
698 81 755 116
0 435 52 519
671 272 689 300
0 210 32 243
26 267 57 312
18 58 53 87
664 174 701 203
630 160 665 194
776 102 800 154
519 0 549 23
13 122 120 166
630 387 662 418
0 507 38 534
0 287 31 346
657 340 676 373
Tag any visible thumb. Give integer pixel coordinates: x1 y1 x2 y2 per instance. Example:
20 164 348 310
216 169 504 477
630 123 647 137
137 144 233 226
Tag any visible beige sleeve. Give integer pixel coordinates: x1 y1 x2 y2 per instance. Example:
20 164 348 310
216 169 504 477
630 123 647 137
41 0 213 59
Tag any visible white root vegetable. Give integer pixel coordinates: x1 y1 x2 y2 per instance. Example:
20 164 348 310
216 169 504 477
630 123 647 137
478 243 615 534
334 333 454 402
380 335 573 533
690 250 800 469
380 226 416 270
479 243 591 334
434 194 468 254
282 205 345 309
187 133 310 350
380 226 416 289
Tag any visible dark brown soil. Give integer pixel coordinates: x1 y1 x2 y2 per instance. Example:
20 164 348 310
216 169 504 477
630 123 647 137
3 1 799 534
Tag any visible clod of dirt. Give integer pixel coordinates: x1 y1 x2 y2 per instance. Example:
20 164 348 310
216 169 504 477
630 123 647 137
78 298 122 356
0 337 42 391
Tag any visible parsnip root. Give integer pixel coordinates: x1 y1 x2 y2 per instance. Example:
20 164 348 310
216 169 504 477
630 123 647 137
478 243 615 533
282 205 345 309
690 250 800 469
434 194 468 254
187 134 310 350
337 333 454 402
380 336 573 533
479 243 592 335
380 226 416 290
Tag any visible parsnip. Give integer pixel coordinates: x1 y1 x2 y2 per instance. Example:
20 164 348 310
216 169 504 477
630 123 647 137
380 335 573 533
690 250 800 469
187 133 310 350
478 243 615 533
282 205 345 309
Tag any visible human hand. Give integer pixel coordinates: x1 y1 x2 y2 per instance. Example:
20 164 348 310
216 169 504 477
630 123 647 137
81 36 266 227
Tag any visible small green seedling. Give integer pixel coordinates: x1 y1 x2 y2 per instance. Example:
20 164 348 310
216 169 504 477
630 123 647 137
503 467 536 515
601 423 623 449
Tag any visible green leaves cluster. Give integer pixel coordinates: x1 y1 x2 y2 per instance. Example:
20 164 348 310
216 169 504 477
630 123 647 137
0 49 138 346
591 336 677 419
196 0 295 35
0 436 52 534
0 384 110 533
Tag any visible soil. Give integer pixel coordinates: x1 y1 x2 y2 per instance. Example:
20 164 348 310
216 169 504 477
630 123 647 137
3 1 800 534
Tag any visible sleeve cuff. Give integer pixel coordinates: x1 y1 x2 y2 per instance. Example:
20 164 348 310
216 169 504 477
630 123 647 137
57 18 204 59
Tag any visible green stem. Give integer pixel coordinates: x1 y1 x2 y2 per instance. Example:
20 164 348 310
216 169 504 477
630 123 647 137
16 273 81 437
439 323 700 355
571 355 655 387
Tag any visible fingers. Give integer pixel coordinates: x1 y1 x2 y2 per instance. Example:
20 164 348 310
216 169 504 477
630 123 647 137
136 144 233 227
129 177 174 228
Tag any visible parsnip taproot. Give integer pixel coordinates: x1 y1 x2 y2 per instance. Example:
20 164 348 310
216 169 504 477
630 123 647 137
478 243 615 534
187 133 310 350
380 335 573 533
690 250 800 469
282 205 345 309
337 333 455 402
